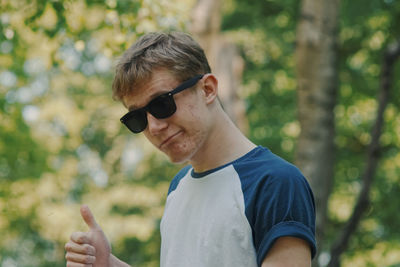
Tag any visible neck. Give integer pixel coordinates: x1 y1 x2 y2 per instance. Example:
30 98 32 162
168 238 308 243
190 110 256 173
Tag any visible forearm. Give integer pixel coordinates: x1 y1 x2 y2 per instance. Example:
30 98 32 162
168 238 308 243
110 254 131 267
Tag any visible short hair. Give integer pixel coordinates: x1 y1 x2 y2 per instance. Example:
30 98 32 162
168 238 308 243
112 32 212 101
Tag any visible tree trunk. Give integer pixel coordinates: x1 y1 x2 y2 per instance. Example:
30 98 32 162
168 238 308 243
327 39 400 267
295 0 340 265
190 0 248 134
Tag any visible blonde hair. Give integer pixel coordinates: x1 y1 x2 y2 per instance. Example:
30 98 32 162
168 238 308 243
112 32 211 101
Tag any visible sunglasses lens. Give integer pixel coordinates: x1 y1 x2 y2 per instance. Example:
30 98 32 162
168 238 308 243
122 109 147 133
149 95 176 119
121 75 202 134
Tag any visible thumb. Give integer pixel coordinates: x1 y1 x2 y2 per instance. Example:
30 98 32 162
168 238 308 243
80 204 100 230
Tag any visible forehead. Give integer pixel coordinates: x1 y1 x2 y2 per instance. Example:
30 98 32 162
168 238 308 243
122 69 179 110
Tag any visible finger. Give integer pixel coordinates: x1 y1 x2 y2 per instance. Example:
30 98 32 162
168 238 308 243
65 241 96 255
80 204 100 230
70 232 91 244
65 251 96 264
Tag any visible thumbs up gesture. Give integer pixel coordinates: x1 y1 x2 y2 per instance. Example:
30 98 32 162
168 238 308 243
65 205 111 267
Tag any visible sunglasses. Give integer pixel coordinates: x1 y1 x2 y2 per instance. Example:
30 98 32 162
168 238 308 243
120 74 204 133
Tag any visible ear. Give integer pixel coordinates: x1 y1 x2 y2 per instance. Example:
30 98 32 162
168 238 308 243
200 74 218 104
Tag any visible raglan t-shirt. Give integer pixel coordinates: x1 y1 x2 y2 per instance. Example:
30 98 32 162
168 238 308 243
160 146 316 267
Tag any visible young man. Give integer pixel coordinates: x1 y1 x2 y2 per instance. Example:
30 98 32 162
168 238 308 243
65 32 316 267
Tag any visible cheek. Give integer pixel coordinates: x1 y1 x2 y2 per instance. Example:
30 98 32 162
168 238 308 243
183 100 205 123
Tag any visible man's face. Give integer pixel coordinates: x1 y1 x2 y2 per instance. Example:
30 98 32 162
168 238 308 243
122 69 211 164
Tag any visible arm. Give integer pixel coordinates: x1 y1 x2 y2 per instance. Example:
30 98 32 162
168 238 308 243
261 237 311 267
247 169 316 265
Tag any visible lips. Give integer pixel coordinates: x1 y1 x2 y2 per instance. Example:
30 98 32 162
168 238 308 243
159 131 182 149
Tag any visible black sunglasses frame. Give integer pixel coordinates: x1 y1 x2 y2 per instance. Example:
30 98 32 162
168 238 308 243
120 74 205 133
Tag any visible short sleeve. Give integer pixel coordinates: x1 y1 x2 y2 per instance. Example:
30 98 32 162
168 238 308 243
251 172 316 265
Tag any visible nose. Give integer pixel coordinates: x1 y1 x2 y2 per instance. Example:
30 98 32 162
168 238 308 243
146 112 168 135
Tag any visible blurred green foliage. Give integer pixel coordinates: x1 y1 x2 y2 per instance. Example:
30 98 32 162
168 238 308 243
0 0 190 266
222 0 400 265
0 0 399 266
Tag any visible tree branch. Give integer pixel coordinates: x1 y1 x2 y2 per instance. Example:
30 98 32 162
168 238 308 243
328 39 400 267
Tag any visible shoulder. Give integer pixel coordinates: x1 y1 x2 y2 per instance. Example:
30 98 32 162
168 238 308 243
233 146 308 190
167 165 192 195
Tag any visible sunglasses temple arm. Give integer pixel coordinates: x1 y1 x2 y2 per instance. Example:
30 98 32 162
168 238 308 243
170 74 204 95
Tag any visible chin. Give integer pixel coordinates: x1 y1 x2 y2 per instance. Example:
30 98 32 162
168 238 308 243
161 135 202 165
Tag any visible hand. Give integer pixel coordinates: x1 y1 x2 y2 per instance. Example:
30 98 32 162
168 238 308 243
65 205 111 267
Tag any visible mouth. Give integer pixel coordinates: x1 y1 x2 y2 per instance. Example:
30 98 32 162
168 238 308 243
159 131 182 149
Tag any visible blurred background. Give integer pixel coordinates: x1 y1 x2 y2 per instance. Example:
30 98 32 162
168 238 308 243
0 0 399 266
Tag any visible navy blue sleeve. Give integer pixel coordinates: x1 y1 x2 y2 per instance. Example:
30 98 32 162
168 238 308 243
235 153 316 266
253 171 316 265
